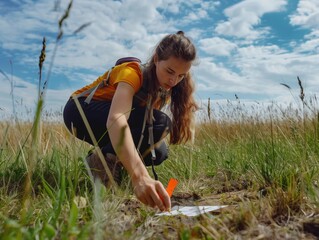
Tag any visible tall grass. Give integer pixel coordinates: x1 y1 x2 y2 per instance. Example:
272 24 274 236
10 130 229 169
1 2 319 238
1 86 319 239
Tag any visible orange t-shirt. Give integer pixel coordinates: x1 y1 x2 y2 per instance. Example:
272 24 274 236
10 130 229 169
72 62 143 101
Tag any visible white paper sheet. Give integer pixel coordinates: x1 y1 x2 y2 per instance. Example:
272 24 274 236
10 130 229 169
156 205 227 217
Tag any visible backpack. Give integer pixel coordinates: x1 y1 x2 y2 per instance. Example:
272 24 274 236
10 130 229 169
72 57 160 180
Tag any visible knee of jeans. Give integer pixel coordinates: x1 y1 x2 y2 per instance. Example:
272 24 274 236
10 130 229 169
152 113 172 141
153 110 172 130
143 152 168 166
155 148 169 166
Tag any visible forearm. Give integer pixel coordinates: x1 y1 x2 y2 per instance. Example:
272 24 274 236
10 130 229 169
107 115 149 180
103 82 170 211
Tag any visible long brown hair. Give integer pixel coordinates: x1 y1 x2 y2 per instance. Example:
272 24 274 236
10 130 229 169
143 31 198 144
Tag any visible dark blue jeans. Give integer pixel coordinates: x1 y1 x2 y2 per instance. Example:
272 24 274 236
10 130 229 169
63 97 171 166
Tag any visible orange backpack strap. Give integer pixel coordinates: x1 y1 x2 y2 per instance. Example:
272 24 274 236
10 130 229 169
76 69 113 104
72 57 142 104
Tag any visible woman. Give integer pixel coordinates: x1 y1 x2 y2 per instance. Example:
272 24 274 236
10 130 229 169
63 31 198 211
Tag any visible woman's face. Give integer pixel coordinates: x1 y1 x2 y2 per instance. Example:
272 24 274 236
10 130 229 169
154 55 192 91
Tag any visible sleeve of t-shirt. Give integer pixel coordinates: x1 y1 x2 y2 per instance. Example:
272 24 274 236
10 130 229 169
110 62 142 93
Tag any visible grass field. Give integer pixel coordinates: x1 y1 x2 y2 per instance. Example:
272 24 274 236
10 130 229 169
1 3 319 238
1 96 319 239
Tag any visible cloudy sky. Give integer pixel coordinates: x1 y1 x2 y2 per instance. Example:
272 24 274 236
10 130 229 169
0 0 318 120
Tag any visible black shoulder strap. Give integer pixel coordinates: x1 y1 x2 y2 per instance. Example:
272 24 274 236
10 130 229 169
115 57 141 66
132 66 148 106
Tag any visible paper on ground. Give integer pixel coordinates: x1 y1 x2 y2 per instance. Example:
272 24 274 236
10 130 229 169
156 205 227 217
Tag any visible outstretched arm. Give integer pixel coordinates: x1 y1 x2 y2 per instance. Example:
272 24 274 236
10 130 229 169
107 82 171 211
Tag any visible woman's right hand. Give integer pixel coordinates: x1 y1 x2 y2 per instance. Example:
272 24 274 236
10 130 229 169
131 174 171 212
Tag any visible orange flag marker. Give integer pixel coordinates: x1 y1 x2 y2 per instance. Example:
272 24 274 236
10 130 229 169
166 178 178 197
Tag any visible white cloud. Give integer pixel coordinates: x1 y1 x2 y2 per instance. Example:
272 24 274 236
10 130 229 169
184 9 208 22
1 0 318 121
195 42 319 101
0 0 171 71
194 58 246 93
0 0 177 120
289 0 319 53
234 44 319 93
215 0 287 39
198 37 237 56
0 71 72 121
297 37 319 53
290 0 319 29
159 1 220 26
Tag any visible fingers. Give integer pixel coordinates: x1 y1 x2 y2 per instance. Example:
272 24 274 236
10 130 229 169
149 187 165 211
147 181 171 211
134 180 171 211
154 182 171 211
140 195 156 208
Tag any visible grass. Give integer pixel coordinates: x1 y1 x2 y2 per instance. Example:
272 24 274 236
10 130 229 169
1 98 319 239
1 2 319 238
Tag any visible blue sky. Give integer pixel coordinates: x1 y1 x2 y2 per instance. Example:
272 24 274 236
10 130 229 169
0 0 318 120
